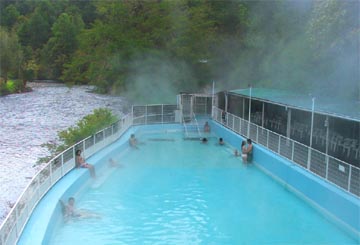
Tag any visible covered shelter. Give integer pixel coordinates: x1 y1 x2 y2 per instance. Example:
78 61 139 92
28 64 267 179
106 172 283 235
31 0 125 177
217 88 360 167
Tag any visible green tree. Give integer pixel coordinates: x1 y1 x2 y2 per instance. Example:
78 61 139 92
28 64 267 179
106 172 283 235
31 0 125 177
17 8 51 50
41 12 84 78
0 28 23 83
306 0 359 99
0 4 20 29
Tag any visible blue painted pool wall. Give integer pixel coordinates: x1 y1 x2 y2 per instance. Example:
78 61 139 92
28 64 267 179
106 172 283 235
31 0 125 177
209 120 360 234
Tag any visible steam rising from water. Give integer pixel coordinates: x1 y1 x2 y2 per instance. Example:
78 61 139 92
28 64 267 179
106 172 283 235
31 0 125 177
117 1 359 101
213 1 360 100
124 53 194 104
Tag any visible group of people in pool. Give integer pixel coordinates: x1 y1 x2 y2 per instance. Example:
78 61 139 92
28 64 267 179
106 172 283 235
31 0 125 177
203 121 253 163
236 138 253 163
201 136 253 163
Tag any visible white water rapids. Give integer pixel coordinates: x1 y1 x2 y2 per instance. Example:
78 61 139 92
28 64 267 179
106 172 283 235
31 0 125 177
0 82 126 224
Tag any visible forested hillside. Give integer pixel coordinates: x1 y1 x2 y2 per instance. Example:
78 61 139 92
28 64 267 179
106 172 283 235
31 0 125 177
0 0 359 102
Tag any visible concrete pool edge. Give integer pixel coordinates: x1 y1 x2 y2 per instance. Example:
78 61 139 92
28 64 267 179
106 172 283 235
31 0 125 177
17 124 182 245
210 120 360 238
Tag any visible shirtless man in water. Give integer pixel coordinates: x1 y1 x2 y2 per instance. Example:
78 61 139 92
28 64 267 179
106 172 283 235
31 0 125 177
129 134 138 148
60 197 101 222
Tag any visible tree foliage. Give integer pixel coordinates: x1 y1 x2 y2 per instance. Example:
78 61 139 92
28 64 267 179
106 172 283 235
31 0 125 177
38 108 118 163
0 0 358 100
58 108 117 147
0 27 23 83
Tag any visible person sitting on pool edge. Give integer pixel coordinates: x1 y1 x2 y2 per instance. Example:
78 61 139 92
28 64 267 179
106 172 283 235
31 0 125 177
75 149 96 178
246 138 253 163
129 134 138 148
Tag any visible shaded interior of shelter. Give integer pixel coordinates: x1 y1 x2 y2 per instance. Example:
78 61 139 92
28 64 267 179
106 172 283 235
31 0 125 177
217 89 360 167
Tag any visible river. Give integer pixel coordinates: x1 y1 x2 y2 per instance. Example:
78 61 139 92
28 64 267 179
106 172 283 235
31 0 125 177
0 82 126 224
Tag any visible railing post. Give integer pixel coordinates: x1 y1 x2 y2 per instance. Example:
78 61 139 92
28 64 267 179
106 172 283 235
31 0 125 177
61 154 64 176
325 155 329 180
15 204 19 237
232 116 235 131
132 106 134 125
256 126 259 143
50 160 53 185
348 166 352 191
162 105 164 124
73 146 76 165
278 136 281 153
239 117 242 133
291 141 295 161
307 149 311 170
266 130 269 148
145 105 148 125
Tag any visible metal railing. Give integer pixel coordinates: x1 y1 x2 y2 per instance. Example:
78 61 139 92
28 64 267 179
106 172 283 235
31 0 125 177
2 103 358 245
0 104 176 245
213 107 360 198
0 114 133 245
132 104 178 125
192 113 201 137
182 112 202 138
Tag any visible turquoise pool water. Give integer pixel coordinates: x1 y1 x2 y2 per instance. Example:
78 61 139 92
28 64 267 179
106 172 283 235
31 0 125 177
47 132 357 244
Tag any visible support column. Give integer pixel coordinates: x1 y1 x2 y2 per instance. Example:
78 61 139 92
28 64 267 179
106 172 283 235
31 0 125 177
325 116 329 155
247 87 252 136
242 97 245 119
307 97 315 169
286 108 292 139
225 92 228 113
262 102 265 127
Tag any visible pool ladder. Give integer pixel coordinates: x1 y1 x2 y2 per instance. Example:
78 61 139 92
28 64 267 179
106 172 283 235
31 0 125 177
183 113 202 139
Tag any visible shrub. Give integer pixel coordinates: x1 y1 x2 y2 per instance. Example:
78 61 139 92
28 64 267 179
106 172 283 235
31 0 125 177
0 80 25 95
38 108 118 164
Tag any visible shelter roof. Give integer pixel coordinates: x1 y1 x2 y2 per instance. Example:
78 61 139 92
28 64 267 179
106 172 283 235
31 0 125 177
228 88 360 122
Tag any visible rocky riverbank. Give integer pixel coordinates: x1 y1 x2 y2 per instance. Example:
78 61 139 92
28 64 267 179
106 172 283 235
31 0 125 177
0 82 127 225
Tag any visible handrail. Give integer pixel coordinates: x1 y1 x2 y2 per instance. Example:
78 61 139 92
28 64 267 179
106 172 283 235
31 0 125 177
0 114 132 245
212 106 360 198
132 104 178 125
192 112 202 137
2 103 358 244
0 104 178 245
182 114 189 137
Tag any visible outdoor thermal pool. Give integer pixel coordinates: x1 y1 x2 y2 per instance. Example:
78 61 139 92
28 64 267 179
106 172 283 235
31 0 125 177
19 125 359 244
